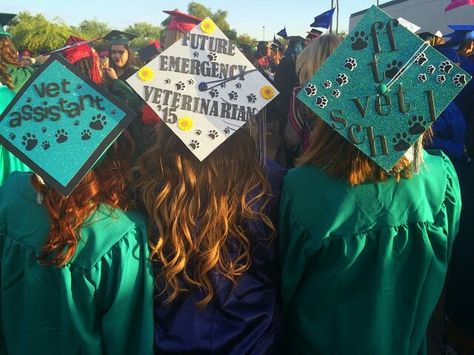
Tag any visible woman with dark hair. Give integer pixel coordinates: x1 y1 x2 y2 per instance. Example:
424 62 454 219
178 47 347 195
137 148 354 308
135 124 284 354
0 132 153 354
104 30 138 80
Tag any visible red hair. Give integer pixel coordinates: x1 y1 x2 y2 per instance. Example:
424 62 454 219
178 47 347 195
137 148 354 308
31 133 135 267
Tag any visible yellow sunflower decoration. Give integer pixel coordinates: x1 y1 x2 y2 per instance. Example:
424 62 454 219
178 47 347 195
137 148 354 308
177 116 194 131
200 18 216 34
137 66 154 81
260 85 275 100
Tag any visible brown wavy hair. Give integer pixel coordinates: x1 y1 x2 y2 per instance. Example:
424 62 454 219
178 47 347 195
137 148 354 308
297 116 431 185
0 36 20 90
31 133 135 267
135 124 274 308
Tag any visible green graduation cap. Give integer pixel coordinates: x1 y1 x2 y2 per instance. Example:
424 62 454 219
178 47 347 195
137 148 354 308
104 30 137 46
297 5 472 172
0 13 16 37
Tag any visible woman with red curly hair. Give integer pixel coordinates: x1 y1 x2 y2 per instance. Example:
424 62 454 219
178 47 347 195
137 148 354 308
0 133 153 355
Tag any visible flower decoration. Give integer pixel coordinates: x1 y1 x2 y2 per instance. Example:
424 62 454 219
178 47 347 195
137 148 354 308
260 85 275 100
137 66 155 81
200 18 216 34
177 116 194 131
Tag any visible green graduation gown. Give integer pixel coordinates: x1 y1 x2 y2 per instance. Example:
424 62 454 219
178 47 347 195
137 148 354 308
5 63 35 93
279 150 461 355
0 172 154 355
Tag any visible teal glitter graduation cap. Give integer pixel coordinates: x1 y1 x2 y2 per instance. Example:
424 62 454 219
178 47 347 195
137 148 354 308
0 13 16 37
297 5 472 172
0 55 134 195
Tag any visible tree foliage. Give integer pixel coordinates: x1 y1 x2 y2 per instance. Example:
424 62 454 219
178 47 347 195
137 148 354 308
75 19 110 39
125 22 162 49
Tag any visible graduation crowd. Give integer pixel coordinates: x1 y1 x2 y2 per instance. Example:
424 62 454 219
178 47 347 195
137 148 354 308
0 6 473 355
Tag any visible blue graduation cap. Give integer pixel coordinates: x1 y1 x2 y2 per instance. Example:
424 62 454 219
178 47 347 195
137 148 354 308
434 44 461 63
0 55 135 195
277 27 288 39
310 8 335 29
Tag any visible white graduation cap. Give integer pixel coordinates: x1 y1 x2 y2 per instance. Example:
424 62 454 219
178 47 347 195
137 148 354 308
435 30 443 37
397 17 421 34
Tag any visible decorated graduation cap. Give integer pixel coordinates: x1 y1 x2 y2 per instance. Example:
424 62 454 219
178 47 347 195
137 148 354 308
297 5 471 172
127 17 278 161
104 30 137 46
163 10 202 32
61 35 95 64
0 13 16 37
0 54 134 195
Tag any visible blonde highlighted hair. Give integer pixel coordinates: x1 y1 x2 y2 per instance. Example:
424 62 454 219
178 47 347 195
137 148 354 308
296 34 342 84
135 125 274 308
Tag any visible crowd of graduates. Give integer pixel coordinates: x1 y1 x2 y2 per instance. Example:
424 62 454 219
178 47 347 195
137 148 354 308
0 6 474 355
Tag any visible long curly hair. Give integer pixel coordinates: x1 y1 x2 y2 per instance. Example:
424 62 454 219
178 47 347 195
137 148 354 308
135 125 274 308
31 133 135 267
0 36 20 90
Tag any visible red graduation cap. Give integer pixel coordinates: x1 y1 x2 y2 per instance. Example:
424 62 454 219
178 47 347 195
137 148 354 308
19 48 35 58
163 10 202 32
62 36 95 64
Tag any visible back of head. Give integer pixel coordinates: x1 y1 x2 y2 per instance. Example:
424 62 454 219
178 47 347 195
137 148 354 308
136 124 273 308
0 36 19 89
296 33 342 84
32 133 135 267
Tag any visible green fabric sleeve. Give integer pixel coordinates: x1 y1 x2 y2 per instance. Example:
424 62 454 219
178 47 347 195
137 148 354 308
7 65 35 93
109 79 142 112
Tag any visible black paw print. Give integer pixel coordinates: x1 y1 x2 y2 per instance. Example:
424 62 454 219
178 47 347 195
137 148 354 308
392 133 411 151
385 60 403 79
332 89 341 98
195 129 202 136
187 79 195 85
344 57 358 71
224 126 232 134
165 78 171 84
304 84 317 96
89 114 107 130
175 81 186 91
350 31 369 50
418 73 427 83
235 82 242 89
209 88 219 98
453 74 467 87
208 129 219 140
76 84 82 90
336 73 348 86
73 120 80 126
315 95 328 108
81 129 91 140
426 65 436 74
220 82 226 88
8 133 16 140
193 51 199 58
437 74 446 84
111 109 116 115
189 140 200 150
42 141 50 150
26 97 32 103
439 61 453 74
208 52 218 62
228 91 238 100
21 133 38 151
41 127 47 133
323 80 332 89
408 115 427 135
415 52 428 66
247 93 257 103
55 129 68 144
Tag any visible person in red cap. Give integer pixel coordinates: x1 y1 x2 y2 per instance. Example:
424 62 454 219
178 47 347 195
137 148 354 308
162 10 202 49
62 35 103 85
18 48 35 67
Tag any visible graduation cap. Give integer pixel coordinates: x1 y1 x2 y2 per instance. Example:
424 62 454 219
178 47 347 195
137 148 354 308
60 35 96 64
0 54 135 195
163 10 202 32
271 38 283 51
126 17 279 161
397 18 421 34
0 13 16 37
104 30 137 46
306 29 322 39
434 44 460 63
288 36 305 44
297 5 471 172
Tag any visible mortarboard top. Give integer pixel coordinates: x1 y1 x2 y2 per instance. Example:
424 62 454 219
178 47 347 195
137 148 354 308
306 29 323 39
104 30 137 46
0 54 135 196
397 18 420 34
434 44 460 63
163 10 202 32
445 30 474 44
0 13 16 37
297 5 471 172
126 17 279 161
61 36 95 64
287 35 305 44
448 24 474 32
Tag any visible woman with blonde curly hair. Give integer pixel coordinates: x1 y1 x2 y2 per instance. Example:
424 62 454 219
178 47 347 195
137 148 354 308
135 124 284 354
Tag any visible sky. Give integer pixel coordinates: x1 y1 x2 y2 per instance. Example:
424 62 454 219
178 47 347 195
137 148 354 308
4 0 382 40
